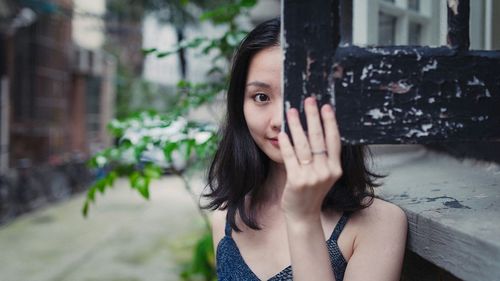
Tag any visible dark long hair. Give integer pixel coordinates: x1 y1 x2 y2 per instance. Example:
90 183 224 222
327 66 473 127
202 18 382 232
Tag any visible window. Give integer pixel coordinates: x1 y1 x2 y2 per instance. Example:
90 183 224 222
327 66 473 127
86 76 102 140
408 0 420 11
378 12 397 45
408 22 422 45
353 0 440 46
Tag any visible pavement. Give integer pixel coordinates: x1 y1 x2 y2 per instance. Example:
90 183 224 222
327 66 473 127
0 175 208 281
2 145 498 281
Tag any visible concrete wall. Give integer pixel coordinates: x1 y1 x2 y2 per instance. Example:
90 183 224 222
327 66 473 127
492 0 500 49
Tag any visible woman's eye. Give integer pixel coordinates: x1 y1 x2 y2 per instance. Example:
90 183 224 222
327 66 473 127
253 93 270 103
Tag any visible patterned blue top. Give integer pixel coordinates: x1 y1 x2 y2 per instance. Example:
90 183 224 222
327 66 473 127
216 212 350 281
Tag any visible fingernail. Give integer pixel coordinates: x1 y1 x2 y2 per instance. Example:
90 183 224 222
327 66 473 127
306 96 316 105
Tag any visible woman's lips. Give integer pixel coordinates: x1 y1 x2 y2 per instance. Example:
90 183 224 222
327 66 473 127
269 138 279 147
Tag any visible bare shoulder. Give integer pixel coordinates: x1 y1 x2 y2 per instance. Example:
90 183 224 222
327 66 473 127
211 209 227 254
342 198 408 280
353 197 407 227
350 197 408 246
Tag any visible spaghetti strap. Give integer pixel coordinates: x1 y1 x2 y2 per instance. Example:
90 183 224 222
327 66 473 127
329 212 350 242
217 211 350 281
224 215 232 237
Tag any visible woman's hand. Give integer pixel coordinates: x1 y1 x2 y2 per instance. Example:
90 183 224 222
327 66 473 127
278 96 343 223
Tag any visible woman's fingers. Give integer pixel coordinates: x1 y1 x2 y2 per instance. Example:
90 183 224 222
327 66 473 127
278 131 300 172
321 104 341 164
286 108 312 164
304 97 328 160
283 99 341 178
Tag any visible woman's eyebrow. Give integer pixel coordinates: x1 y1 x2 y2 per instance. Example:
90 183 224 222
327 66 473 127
246 81 271 89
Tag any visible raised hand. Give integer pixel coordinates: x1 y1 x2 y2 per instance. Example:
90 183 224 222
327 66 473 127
278 96 343 223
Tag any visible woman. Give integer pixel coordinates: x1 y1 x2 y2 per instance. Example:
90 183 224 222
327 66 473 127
203 18 408 281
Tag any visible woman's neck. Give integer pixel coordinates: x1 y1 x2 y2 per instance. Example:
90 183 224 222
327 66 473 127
262 162 287 205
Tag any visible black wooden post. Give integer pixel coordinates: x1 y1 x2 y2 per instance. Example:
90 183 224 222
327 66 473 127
447 0 470 51
282 0 340 137
283 0 500 145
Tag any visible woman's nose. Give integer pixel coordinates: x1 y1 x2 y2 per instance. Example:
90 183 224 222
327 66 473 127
270 102 282 131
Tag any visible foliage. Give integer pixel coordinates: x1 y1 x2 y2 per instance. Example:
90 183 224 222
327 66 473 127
84 0 258 213
180 231 216 281
84 0 258 280
143 0 256 66
113 62 180 120
82 111 218 217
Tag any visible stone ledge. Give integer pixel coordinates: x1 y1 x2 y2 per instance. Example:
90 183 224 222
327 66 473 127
371 145 500 281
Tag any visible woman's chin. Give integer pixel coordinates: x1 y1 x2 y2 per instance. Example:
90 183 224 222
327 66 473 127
268 156 284 164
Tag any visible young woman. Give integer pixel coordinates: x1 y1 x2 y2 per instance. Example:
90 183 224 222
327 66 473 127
203 18 408 281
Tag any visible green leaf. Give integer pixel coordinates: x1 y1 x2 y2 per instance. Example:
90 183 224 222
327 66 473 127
96 178 107 194
137 177 150 199
157 51 173 58
163 142 178 163
177 80 190 88
82 200 89 217
104 171 117 187
87 156 99 169
193 144 202 159
199 10 214 21
240 0 257 8
134 137 151 161
144 163 162 179
129 171 150 199
107 119 125 137
191 231 215 279
184 139 195 160
129 171 141 188
180 37 205 49
87 186 97 202
141 47 157 55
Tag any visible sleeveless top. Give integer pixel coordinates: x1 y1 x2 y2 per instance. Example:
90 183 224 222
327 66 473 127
216 212 351 281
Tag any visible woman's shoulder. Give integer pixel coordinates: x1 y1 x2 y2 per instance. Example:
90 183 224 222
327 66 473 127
350 197 408 244
352 197 407 229
339 198 408 279
211 209 228 253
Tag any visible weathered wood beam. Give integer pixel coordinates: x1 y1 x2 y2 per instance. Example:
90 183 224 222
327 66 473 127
283 0 499 145
334 46 500 144
373 145 500 281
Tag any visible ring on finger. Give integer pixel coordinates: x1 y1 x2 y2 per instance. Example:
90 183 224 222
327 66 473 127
299 158 313 165
311 150 327 155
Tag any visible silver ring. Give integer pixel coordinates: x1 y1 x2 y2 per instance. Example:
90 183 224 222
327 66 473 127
311 150 327 155
299 159 313 165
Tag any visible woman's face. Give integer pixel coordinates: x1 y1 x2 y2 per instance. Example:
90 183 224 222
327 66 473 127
244 46 283 163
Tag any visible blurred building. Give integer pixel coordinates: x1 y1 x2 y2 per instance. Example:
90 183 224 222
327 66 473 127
352 0 499 49
0 0 115 172
0 0 115 220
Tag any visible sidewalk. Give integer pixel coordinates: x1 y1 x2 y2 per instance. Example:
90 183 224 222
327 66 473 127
0 175 208 281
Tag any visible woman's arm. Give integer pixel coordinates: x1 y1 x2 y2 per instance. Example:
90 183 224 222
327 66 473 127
285 214 337 280
211 209 227 257
278 96 343 280
343 201 408 281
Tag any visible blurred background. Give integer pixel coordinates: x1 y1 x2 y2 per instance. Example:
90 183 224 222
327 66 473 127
0 0 499 280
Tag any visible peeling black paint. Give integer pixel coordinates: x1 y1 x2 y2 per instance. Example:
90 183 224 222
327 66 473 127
333 46 500 144
283 0 500 145
283 0 340 138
